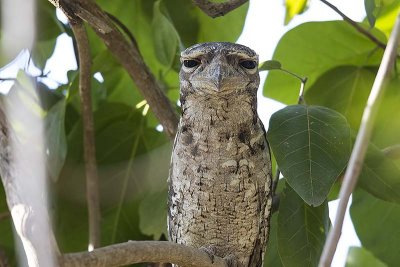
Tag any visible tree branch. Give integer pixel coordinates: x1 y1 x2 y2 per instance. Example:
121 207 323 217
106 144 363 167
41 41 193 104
318 13 400 267
70 20 101 250
51 0 179 139
192 0 248 18
59 241 227 267
319 0 387 50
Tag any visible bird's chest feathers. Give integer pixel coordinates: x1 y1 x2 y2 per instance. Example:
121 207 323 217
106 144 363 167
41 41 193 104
173 94 266 190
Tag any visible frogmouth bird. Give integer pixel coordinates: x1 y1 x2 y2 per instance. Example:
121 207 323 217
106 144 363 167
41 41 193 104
168 42 272 267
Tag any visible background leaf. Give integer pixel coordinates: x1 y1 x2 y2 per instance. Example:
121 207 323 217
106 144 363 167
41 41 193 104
152 0 181 67
284 0 308 25
364 0 377 27
267 105 351 206
305 66 376 130
139 189 168 239
277 183 329 267
345 246 387 267
351 189 400 266
263 21 385 104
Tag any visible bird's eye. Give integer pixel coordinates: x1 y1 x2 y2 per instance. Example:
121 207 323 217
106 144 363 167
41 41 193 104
240 60 257 69
183 59 200 68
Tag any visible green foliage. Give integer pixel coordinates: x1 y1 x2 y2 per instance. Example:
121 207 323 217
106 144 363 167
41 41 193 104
284 0 308 25
263 21 385 104
346 246 387 267
277 183 330 267
268 105 351 206
351 189 400 266
0 0 399 266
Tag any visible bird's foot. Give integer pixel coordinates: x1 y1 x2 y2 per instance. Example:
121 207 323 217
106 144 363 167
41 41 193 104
224 254 238 267
199 245 217 264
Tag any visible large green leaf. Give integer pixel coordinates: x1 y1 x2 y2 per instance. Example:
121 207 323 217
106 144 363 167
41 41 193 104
345 246 387 267
152 0 181 67
264 21 385 104
358 143 400 204
351 189 400 266
305 66 376 130
277 184 329 267
67 102 168 164
267 105 351 206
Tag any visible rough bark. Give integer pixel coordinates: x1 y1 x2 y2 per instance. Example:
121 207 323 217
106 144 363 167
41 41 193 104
193 0 249 18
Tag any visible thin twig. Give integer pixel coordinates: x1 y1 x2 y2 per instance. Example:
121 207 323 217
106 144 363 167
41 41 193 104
53 0 179 139
192 0 248 18
70 20 101 250
318 13 400 267
297 77 308 105
319 0 387 50
60 241 227 267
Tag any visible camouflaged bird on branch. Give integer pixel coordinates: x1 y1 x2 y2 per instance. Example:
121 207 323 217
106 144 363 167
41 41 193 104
168 42 272 267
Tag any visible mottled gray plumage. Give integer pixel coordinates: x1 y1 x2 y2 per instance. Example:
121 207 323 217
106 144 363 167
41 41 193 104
168 42 272 267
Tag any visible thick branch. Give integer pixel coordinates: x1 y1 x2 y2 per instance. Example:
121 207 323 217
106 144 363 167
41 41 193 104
319 0 387 50
60 241 227 267
193 0 248 18
318 13 400 267
51 0 179 139
70 20 101 250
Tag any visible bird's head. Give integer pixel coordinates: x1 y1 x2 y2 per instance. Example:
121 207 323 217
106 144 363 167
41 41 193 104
179 42 260 97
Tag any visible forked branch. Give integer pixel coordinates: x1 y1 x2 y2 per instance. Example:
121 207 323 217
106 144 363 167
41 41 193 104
193 0 248 18
70 20 101 250
318 12 400 267
50 0 179 139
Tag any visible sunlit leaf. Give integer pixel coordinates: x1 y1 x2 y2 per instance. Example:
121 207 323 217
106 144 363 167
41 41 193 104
351 189 400 266
375 0 400 37
284 0 308 25
259 60 282 71
268 105 351 206
264 21 385 104
345 246 387 267
277 184 329 267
